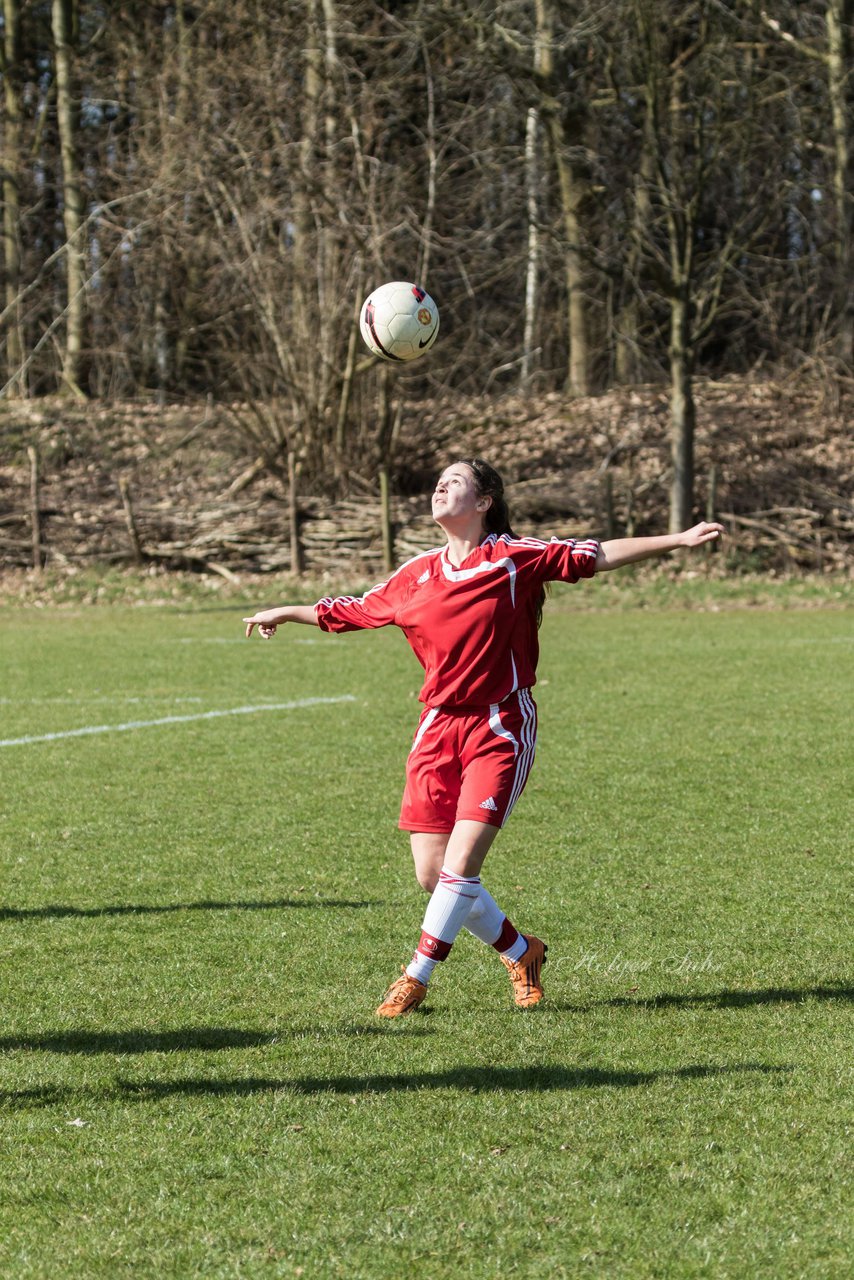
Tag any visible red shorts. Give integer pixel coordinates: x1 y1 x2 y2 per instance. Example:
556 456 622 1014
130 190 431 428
399 689 538 833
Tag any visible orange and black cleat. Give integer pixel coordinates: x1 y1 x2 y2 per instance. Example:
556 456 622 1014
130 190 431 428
376 969 428 1018
501 935 548 1007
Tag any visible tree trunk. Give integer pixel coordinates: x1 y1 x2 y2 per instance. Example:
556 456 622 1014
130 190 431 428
535 0 592 396
2 0 25 394
521 105 539 389
28 444 43 571
335 280 362 462
545 120 592 397
669 290 695 533
615 127 654 385
288 450 303 576
417 41 437 286
291 0 324 467
827 0 853 364
51 0 87 398
379 465 394 574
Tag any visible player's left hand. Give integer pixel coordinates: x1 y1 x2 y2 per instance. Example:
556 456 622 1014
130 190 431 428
680 521 724 548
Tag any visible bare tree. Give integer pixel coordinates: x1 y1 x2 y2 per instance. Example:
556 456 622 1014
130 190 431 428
827 0 854 364
51 0 87 397
762 2 853 366
533 0 594 395
0 0 849 447
521 101 541 389
612 113 655 386
630 0 779 529
1 0 25 394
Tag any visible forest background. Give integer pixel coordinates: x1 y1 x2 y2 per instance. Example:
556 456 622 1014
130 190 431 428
0 0 852 583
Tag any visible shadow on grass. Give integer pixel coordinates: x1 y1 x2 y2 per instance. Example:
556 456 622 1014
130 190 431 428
0 1028 280 1055
555 984 854 1013
0 1061 792 1110
0 1022 418 1056
0 898 377 922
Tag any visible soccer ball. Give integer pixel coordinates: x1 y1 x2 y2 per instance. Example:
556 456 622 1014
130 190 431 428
359 281 440 363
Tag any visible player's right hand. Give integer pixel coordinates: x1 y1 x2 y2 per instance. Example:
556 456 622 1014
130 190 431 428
244 614 278 639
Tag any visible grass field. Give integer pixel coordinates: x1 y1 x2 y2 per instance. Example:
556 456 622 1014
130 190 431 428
0 584 851 1278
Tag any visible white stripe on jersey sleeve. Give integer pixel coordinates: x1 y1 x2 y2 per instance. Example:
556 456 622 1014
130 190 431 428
317 545 443 609
496 533 600 555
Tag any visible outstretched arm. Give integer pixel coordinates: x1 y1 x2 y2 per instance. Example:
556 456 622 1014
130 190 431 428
595 522 724 572
244 604 320 639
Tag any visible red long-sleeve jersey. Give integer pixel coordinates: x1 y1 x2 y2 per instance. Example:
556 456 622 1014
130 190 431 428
315 532 599 708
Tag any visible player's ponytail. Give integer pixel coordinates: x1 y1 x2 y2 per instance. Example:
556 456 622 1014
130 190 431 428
460 458 516 537
460 457 547 629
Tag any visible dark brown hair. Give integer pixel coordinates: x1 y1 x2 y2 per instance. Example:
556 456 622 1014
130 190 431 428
459 458 516 536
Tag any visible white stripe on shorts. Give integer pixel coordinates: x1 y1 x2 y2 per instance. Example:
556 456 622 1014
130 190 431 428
410 706 440 754
488 703 520 754
503 688 537 823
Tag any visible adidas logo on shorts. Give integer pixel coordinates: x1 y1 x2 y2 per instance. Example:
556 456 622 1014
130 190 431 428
479 796 498 812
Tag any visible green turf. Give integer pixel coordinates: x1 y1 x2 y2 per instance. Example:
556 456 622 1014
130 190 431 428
0 591 851 1278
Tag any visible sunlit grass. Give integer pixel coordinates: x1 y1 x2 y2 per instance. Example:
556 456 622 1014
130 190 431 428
0 596 850 1278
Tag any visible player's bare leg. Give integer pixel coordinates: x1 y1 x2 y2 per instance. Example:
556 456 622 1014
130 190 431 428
442 818 500 877
410 831 449 893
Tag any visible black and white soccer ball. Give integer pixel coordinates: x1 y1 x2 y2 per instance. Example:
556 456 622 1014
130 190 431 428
359 281 440 363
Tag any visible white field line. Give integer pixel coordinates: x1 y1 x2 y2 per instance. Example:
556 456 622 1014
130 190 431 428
0 696 356 748
0 696 206 706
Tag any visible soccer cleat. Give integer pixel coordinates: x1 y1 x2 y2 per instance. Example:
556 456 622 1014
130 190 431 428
501 934 548 1007
376 969 428 1018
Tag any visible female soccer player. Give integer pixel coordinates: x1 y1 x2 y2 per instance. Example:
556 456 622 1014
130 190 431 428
244 459 723 1018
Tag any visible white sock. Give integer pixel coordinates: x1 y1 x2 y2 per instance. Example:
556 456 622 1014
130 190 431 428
406 952 439 984
466 885 528 961
404 866 480 985
422 866 481 939
501 933 529 963
465 885 505 944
